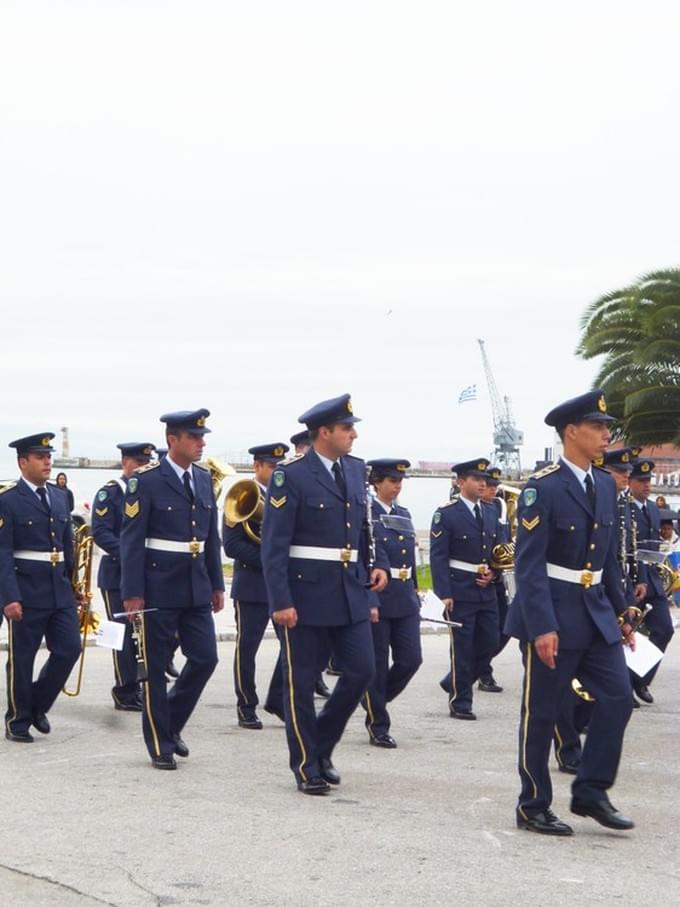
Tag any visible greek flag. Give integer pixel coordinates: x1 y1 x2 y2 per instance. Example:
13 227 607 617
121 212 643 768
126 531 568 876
458 384 477 404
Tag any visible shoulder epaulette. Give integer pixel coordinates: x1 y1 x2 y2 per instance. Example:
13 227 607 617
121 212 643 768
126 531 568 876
135 461 160 474
105 479 119 487
592 463 610 473
438 499 457 509
530 463 561 480
194 461 209 471
279 453 304 467
0 482 17 495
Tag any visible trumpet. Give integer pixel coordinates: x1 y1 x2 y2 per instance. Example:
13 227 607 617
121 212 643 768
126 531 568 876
63 525 99 697
132 614 148 683
224 479 264 544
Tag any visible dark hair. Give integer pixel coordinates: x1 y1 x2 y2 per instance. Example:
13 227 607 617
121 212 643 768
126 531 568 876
56 472 67 484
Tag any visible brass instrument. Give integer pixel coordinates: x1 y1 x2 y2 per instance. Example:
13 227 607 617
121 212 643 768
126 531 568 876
573 606 648 702
202 457 235 501
63 525 99 697
224 479 264 544
132 614 148 683
490 484 520 598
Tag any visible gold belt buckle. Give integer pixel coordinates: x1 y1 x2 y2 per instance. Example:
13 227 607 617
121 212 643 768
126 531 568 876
189 539 201 557
49 549 59 566
580 570 593 589
398 567 409 582
340 548 352 563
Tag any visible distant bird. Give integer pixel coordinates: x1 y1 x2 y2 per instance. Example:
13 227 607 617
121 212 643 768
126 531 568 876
386 308 393 316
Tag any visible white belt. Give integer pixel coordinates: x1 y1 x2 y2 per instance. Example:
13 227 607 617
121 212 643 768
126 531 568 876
546 563 602 588
145 538 205 555
289 545 358 563
449 559 488 575
390 566 412 581
14 550 64 564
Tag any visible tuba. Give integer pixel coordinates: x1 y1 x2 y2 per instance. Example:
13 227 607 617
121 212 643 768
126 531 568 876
224 479 264 544
490 484 520 598
63 525 99 697
202 457 235 501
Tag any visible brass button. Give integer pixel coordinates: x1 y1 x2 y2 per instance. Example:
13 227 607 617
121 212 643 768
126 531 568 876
192 521 196 527
50 517 54 523
570 526 575 531
346 522 351 528
589 543 596 550
593 522 599 529
401 548 407 555
297 574 302 579
586 562 592 569
398 535 404 541
192 504 196 511
167 506 172 510
346 502 350 509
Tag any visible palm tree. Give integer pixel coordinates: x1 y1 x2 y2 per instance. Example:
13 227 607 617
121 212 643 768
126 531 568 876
577 269 680 445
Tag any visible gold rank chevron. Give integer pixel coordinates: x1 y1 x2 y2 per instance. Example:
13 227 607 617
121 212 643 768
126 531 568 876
521 515 540 531
95 507 108 517
125 500 140 519
431 530 443 538
270 496 287 509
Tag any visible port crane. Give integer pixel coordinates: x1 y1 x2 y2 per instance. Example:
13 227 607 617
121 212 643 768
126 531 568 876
477 339 523 476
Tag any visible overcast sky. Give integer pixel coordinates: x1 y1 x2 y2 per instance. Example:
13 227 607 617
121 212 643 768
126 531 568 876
2 1 679 471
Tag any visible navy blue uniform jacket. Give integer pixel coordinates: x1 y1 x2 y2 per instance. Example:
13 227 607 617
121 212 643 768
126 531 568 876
261 450 388 625
429 498 499 604
223 508 267 602
0 479 75 610
632 499 666 599
120 460 224 607
92 478 125 590
504 462 627 647
372 500 420 618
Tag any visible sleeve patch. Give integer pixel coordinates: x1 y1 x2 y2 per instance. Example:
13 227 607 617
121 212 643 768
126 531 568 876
522 488 537 507
270 495 287 509
431 529 443 539
95 507 109 517
125 500 140 518
521 515 540 531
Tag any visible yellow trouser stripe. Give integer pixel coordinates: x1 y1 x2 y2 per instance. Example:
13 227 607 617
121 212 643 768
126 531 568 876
102 589 123 689
554 724 565 766
448 626 457 704
284 626 308 782
519 642 539 817
364 690 376 738
6 620 17 734
234 600 247 719
141 612 161 757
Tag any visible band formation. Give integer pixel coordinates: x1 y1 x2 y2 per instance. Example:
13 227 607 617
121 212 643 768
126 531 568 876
0 390 676 836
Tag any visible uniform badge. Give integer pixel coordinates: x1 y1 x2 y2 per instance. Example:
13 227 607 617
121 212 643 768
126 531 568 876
128 477 139 494
521 515 540 531
641 462 650 473
431 529 442 539
434 510 442 525
97 489 108 502
347 399 353 414
125 500 140 518
95 507 108 517
598 395 607 413
272 470 285 488
270 495 287 508
522 488 537 507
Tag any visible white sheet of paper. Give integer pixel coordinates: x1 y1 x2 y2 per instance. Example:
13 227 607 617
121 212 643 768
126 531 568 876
624 633 663 678
95 619 126 651
420 589 455 624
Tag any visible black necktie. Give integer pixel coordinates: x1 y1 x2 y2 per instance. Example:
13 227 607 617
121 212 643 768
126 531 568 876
473 503 482 531
183 471 194 502
641 502 648 519
585 474 596 510
332 462 346 499
36 486 50 513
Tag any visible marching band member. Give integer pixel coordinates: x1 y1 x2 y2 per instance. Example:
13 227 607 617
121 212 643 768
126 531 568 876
477 465 509 693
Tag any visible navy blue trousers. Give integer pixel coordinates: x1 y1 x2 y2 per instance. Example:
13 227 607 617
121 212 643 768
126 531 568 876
5 607 81 735
265 627 332 717
101 588 140 706
553 687 594 768
517 637 632 818
140 606 218 758
477 583 509 678
440 600 499 712
279 620 375 784
364 612 422 738
233 599 272 720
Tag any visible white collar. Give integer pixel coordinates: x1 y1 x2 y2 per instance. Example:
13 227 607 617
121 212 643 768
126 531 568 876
376 498 393 514
22 476 49 498
458 494 478 515
167 454 194 483
316 451 339 476
560 455 593 489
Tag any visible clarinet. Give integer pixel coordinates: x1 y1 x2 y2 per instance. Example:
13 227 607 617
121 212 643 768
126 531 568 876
617 489 628 584
132 614 149 683
364 464 377 584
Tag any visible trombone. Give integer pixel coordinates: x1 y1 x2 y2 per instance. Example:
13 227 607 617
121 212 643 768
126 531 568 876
224 479 264 544
63 525 99 697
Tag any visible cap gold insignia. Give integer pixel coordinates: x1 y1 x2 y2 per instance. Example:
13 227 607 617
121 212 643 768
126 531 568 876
41 437 50 447
631 447 641 457
270 495 287 509
196 416 206 427
143 447 151 455
597 395 607 413
274 446 284 457
478 462 486 471
125 500 140 518
346 400 353 414
593 456 604 466
522 515 540 531
397 463 407 472
641 462 650 473
621 452 629 462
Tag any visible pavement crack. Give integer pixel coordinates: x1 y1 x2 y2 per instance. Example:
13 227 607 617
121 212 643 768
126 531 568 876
0 862 118 905
126 870 162 905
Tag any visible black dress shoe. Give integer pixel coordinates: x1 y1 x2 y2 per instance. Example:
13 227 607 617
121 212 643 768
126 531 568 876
370 733 398 748
264 704 285 723
314 679 331 698
171 732 189 757
297 776 331 795
319 757 341 785
5 729 34 743
516 808 574 836
571 797 635 830
238 715 263 730
114 697 143 713
165 659 180 680
635 685 654 704
32 711 51 734
558 760 580 775
450 709 476 720
151 754 177 770
439 678 450 694
631 696 640 709
478 675 503 693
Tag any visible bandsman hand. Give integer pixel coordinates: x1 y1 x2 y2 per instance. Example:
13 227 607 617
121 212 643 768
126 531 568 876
476 568 495 588
211 591 225 613
273 607 298 628
370 607 379 623
369 568 389 592
442 598 454 612
633 583 647 603
621 625 636 650
534 631 559 669
3 601 22 622
123 596 145 623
